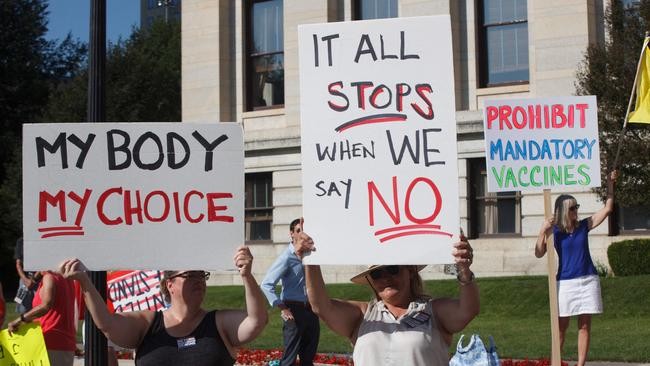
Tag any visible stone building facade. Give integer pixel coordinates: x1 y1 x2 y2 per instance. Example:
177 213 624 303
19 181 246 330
180 0 649 285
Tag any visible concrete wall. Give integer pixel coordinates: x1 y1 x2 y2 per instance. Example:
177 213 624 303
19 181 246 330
182 0 648 286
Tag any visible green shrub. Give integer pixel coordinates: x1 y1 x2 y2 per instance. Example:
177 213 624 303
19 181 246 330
594 260 610 277
607 239 650 276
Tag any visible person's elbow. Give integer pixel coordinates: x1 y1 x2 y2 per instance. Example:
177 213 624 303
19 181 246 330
310 302 324 317
247 311 269 338
308 299 334 321
95 314 118 336
39 300 53 313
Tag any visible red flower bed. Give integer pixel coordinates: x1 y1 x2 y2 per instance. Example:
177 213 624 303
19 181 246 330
235 350 571 366
236 348 352 365
501 359 569 366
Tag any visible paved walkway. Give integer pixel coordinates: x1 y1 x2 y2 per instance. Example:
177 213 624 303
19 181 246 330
72 357 650 366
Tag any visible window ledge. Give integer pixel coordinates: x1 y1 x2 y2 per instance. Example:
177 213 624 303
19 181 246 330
474 233 522 239
245 240 274 245
476 84 529 97
243 108 285 120
617 230 650 236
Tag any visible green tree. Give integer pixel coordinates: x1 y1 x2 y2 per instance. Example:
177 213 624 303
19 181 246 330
44 19 181 122
0 18 181 290
0 0 86 288
576 0 650 206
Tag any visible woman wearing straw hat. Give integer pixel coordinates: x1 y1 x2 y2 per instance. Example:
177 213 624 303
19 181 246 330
58 245 268 366
535 171 618 366
292 219 479 366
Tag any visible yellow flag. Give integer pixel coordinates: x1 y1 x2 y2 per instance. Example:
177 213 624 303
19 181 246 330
0 323 51 366
629 37 650 124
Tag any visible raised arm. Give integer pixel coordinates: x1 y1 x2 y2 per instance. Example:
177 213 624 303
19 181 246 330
8 272 55 334
535 217 554 258
589 170 618 230
216 246 269 347
15 259 35 289
59 259 153 349
291 220 366 341
304 264 366 341
433 237 480 336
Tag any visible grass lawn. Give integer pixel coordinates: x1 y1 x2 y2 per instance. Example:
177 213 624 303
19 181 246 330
4 275 649 362
208 274 650 362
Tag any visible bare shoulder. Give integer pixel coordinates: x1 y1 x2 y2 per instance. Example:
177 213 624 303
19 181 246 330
122 309 156 322
336 298 368 315
213 308 247 330
214 308 245 321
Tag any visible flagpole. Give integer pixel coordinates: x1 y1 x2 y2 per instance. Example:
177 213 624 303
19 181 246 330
612 32 650 170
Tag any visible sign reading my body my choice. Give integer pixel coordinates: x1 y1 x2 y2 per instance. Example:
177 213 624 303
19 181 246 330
299 16 459 265
483 96 601 192
23 123 244 271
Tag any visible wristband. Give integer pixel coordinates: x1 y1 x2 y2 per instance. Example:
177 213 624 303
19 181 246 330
457 271 475 286
20 313 27 322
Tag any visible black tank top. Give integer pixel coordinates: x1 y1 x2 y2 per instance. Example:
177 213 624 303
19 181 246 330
135 310 235 366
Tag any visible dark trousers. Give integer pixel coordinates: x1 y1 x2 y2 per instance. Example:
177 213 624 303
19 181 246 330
280 303 320 366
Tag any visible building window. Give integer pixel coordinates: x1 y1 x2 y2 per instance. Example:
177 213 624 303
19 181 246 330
246 0 284 110
245 173 273 242
619 205 650 232
478 0 529 87
353 0 398 20
468 158 521 237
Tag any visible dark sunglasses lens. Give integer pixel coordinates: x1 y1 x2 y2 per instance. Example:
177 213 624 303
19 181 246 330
369 269 382 280
385 265 400 275
369 266 400 280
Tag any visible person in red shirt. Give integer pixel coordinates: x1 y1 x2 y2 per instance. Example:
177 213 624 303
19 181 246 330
8 271 76 366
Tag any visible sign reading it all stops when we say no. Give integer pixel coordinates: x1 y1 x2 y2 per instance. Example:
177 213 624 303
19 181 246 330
299 16 460 265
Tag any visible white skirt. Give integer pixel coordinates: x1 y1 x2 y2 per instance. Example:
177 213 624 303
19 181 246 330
557 274 603 317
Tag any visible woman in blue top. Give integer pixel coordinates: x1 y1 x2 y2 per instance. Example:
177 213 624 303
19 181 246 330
535 171 617 366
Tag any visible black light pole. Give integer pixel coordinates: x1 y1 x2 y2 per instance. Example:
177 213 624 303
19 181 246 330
85 0 107 365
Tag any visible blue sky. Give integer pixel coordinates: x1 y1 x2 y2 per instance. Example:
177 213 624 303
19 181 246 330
45 0 140 44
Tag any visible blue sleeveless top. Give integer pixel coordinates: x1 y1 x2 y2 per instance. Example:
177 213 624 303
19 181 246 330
553 218 598 281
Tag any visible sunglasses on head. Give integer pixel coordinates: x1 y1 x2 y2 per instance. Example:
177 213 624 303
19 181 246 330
169 271 210 281
569 204 580 211
368 265 400 280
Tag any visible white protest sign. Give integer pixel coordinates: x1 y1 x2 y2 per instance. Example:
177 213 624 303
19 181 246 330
299 16 459 265
483 96 601 192
23 123 243 270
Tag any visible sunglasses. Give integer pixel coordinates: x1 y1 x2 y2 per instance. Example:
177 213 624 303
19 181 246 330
169 271 210 281
569 204 581 211
369 265 400 280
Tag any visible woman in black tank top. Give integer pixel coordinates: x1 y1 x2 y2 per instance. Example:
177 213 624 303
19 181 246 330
60 246 269 366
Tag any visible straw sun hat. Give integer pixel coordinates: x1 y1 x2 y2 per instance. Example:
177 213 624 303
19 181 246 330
350 265 427 284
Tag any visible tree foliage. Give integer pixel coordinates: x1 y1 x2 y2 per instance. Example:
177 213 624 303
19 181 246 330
1 15 181 290
576 0 650 206
44 19 181 122
0 0 86 288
